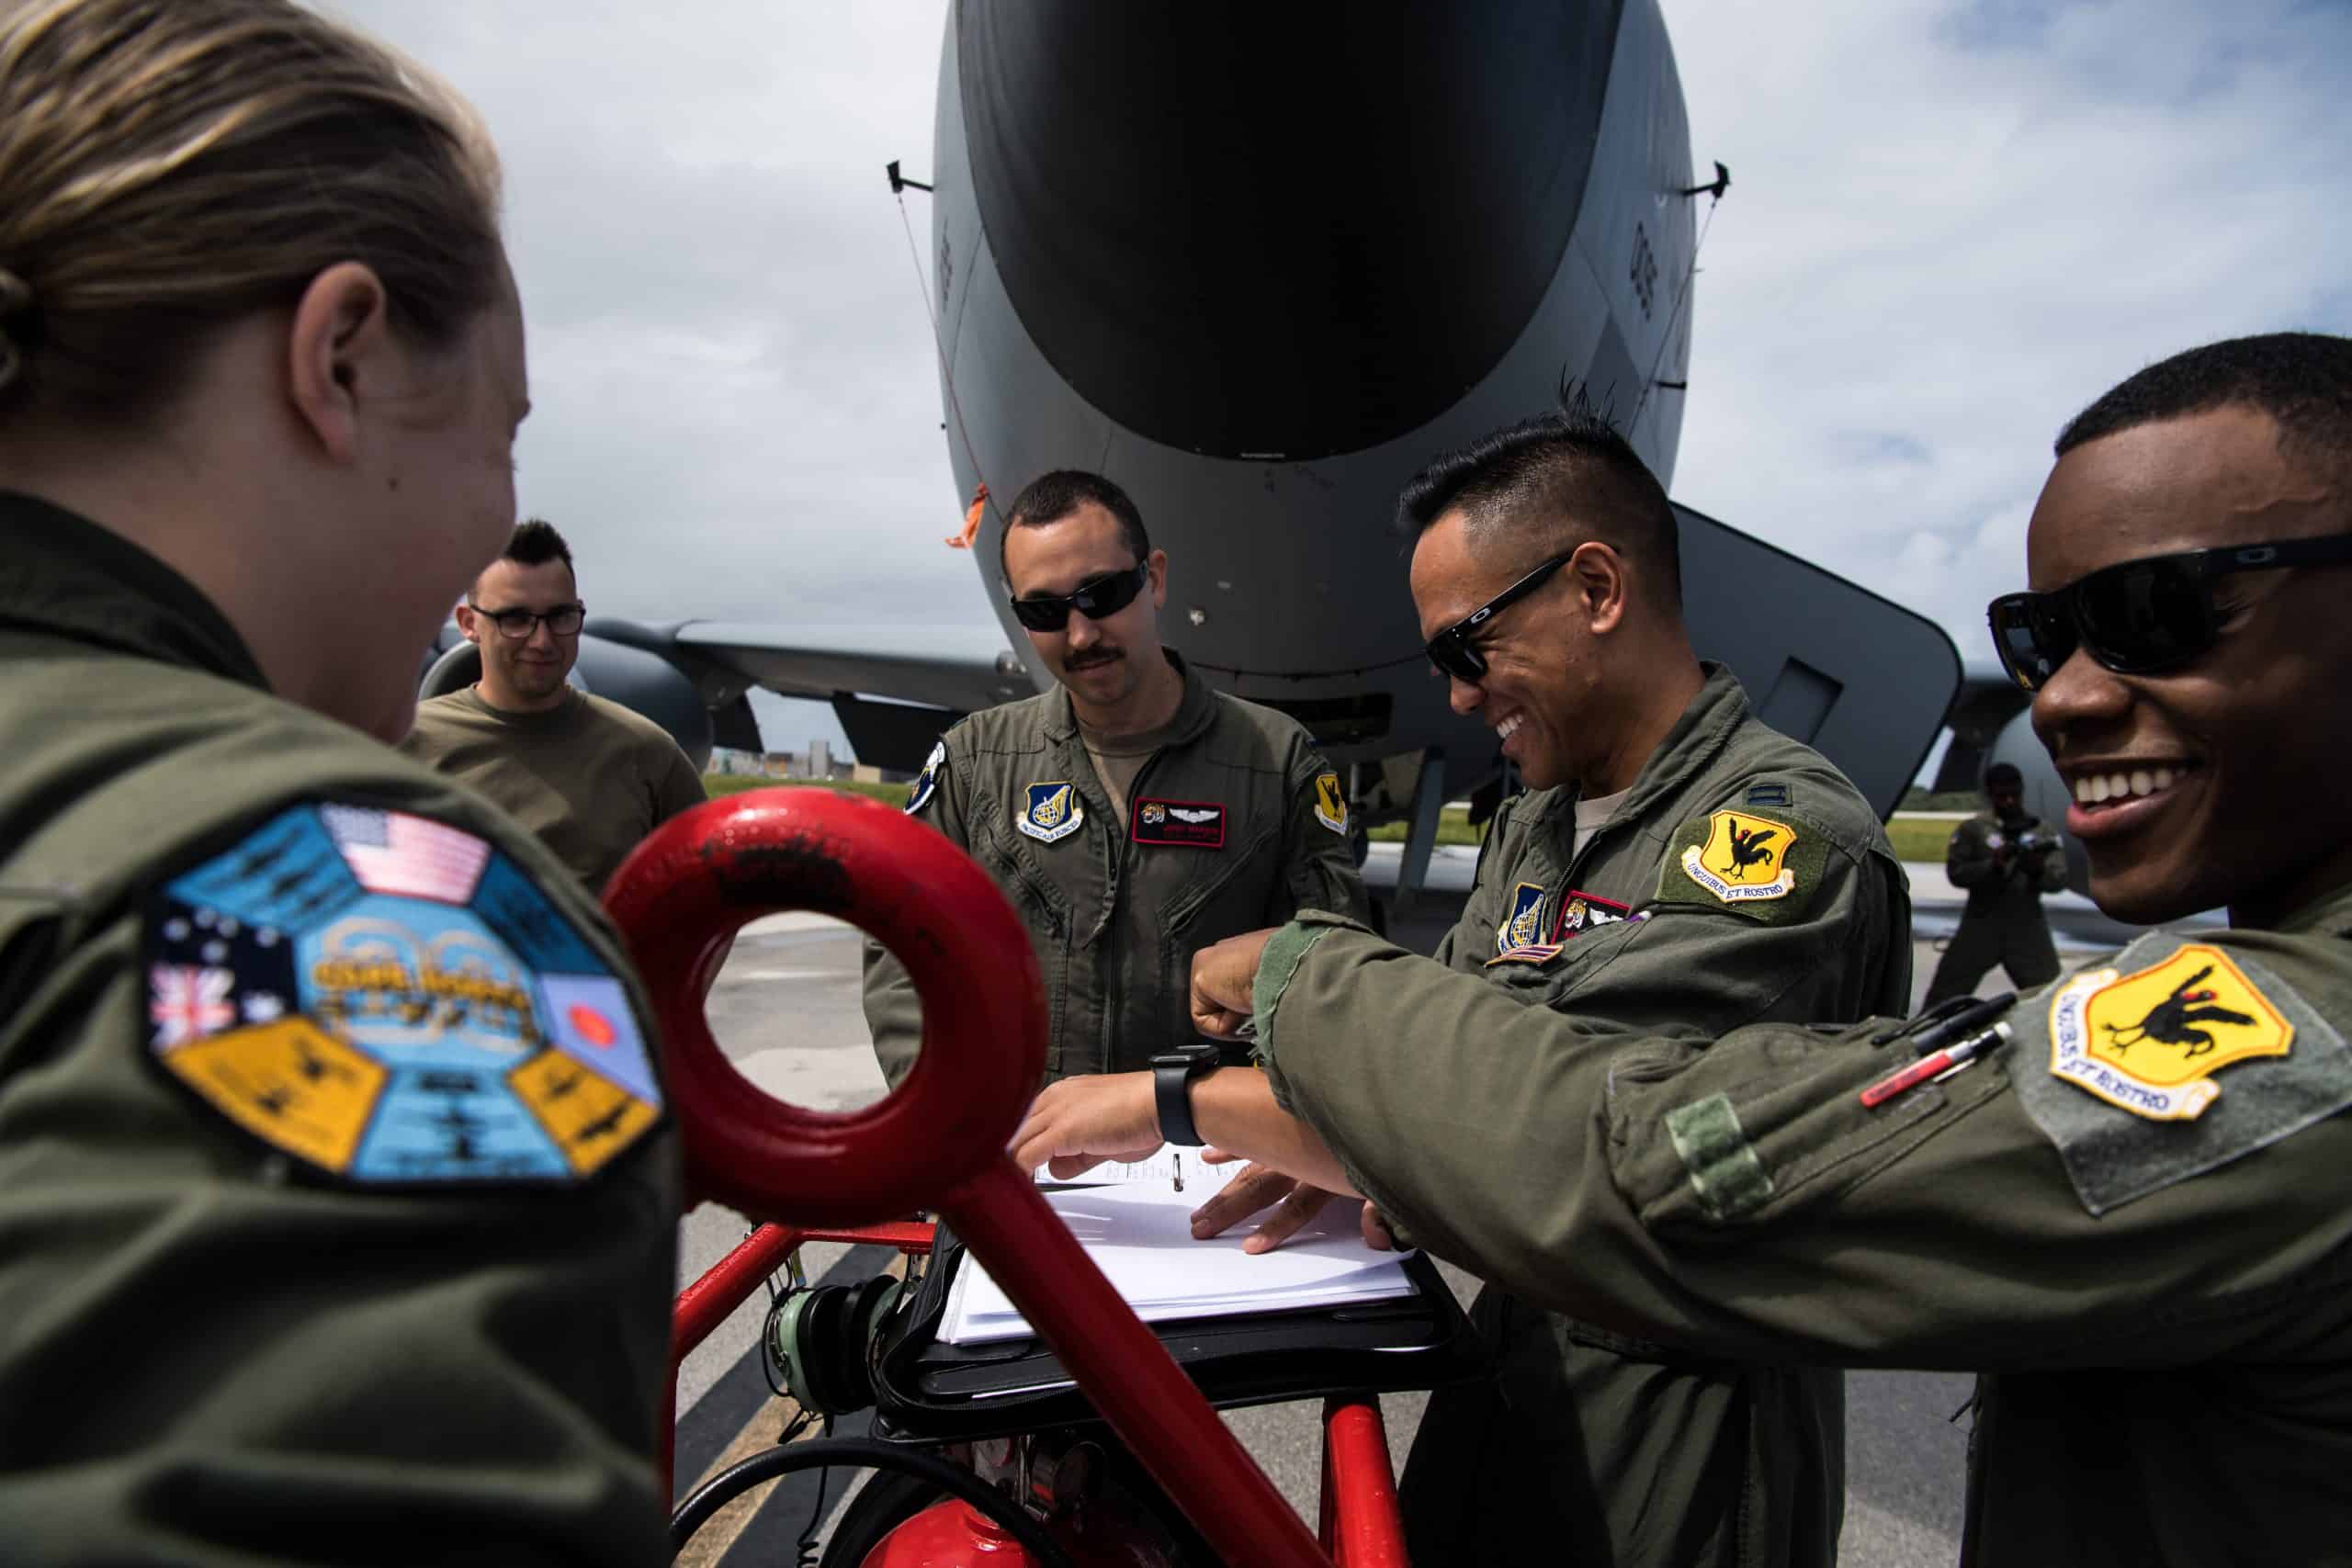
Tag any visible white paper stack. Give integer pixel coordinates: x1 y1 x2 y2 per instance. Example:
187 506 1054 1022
944 1159 1416 1345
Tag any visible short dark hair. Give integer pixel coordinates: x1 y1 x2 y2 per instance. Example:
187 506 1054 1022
503 518 573 572
1397 391 1682 607
1001 469 1151 576
1984 761 2023 788
2055 333 2352 491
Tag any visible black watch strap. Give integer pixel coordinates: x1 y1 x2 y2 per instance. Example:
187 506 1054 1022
1155 1055 1211 1146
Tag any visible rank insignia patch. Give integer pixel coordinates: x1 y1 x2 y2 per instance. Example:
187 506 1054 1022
1496 882 1548 954
1018 781 1085 843
1133 797 1226 848
905 741 944 816
1485 942 1564 969
2045 943 2292 1122
1313 773 1349 836
145 803 662 1187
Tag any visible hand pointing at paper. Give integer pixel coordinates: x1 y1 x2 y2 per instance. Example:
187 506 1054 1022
1011 1071 1363 1216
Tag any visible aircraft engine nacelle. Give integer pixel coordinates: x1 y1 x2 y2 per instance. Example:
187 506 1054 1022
416 617 754 773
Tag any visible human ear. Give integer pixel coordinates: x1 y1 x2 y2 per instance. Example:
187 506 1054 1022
284 262 394 465
1573 541 1629 635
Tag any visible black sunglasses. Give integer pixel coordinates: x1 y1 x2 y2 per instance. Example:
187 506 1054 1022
1987 532 2352 692
1423 553 1572 682
470 601 585 638
1008 562 1150 633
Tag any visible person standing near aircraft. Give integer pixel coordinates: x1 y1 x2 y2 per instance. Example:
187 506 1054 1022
862 469 1367 1087
0 3 674 1559
1013 332 2352 1565
401 518 707 893
1923 761 2068 1005
1166 406 1908 1567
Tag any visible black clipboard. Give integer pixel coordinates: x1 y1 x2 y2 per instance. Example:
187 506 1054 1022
868 1216 1487 1445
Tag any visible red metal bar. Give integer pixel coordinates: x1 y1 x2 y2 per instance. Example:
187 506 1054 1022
1320 1397 1409 1568
608 791 1337 1565
946 1159 1329 1568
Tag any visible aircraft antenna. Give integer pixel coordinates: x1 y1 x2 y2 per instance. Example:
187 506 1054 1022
1633 160 1732 432
888 163 1001 551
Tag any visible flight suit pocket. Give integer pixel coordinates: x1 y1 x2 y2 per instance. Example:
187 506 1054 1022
975 831 1074 1078
1159 820 1283 1055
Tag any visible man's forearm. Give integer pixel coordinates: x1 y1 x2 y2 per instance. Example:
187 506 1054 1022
1192 1068 1362 1197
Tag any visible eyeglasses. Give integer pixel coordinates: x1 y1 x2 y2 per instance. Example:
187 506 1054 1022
1986 532 2352 692
1422 553 1573 682
1008 562 1149 633
469 601 585 638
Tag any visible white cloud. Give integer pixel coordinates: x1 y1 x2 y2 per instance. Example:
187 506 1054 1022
1672 0 2352 664
325 0 2350 754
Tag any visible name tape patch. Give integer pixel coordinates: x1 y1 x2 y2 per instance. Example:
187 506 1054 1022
1133 797 1226 849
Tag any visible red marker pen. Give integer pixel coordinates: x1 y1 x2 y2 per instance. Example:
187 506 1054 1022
1860 1021 2013 1109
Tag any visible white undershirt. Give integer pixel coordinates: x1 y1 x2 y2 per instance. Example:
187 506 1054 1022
1571 786 1632 861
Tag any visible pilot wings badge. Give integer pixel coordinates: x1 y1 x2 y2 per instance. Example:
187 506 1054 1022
1019 781 1085 843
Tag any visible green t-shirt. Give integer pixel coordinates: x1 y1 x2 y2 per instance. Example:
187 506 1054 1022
400 685 707 892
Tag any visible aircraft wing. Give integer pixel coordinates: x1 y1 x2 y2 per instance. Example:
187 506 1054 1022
673 623 1032 716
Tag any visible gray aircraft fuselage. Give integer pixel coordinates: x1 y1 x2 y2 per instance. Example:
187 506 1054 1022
928 0 1956 819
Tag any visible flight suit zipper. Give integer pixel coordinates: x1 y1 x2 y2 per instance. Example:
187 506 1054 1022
1102 748 1168 1074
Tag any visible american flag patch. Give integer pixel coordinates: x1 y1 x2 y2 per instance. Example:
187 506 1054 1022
320 806 491 905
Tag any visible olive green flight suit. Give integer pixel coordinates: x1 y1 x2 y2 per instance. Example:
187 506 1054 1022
1253 868 2352 1564
1924 812 2068 1006
0 494 680 1565
1398 664 1910 1568
862 653 1366 1086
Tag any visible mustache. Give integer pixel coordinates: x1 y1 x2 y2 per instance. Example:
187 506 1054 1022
1065 649 1124 670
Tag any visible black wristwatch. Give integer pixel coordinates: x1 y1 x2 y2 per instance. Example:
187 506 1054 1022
1149 1042 1222 1147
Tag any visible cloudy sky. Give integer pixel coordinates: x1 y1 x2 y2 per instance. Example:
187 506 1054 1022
333 0 2352 761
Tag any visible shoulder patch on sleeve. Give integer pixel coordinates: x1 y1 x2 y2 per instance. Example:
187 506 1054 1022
1312 772 1349 836
145 803 662 1189
1656 808 1828 923
905 740 945 816
2011 933 2351 1214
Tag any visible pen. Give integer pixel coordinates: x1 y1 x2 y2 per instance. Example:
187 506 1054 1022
1860 1021 2012 1108
1171 1151 1183 1194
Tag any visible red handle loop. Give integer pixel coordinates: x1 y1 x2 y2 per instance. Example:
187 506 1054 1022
605 788 1045 1224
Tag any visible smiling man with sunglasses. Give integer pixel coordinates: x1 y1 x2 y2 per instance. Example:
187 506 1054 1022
1012 335 2352 1562
401 519 705 890
861 469 1366 1090
1017 407 1910 1568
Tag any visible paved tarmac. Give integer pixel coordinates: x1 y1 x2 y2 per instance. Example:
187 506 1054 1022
671 865 2158 1565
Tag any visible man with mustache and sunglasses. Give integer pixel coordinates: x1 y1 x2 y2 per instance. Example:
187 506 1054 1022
1020 406 1911 1568
862 468 1366 1090
1012 333 2352 1563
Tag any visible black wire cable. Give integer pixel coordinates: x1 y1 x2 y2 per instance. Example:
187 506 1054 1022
670 1438 1078 1568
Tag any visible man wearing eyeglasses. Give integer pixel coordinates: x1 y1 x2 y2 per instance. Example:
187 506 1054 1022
401 519 706 891
861 468 1366 1089
1012 333 2352 1564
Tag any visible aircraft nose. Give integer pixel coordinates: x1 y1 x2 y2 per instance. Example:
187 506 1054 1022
955 0 1623 461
